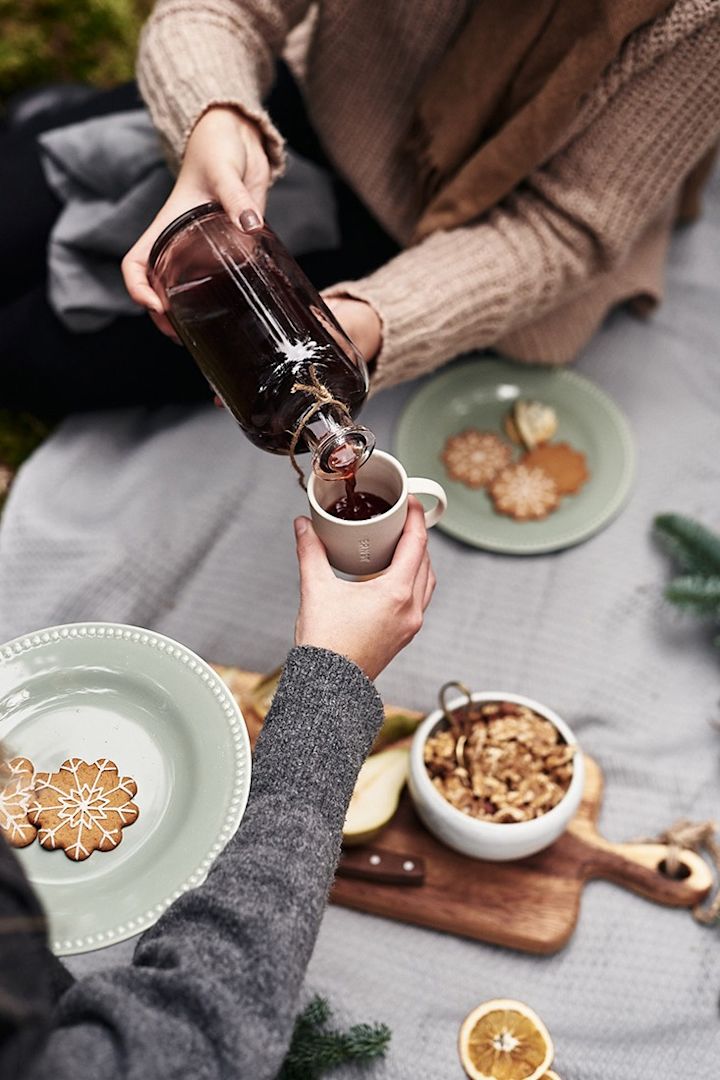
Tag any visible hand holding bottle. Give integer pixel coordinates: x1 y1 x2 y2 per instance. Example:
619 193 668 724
122 106 271 337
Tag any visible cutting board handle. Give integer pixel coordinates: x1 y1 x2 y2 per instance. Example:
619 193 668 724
566 757 714 908
569 819 713 907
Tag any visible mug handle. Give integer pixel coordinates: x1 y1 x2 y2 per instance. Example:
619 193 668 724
407 478 448 528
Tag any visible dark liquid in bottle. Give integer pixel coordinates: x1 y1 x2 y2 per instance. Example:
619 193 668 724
327 474 393 521
165 234 367 455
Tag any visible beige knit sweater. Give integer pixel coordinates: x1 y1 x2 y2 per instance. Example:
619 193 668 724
138 0 720 393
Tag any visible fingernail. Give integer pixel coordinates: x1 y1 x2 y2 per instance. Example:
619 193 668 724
294 517 308 537
239 209 262 232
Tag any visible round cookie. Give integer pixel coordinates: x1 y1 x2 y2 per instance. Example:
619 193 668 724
490 464 560 521
28 758 139 862
441 430 513 488
521 442 589 495
0 756 37 848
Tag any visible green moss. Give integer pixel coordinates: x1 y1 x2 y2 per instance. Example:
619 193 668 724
0 411 49 470
0 0 152 101
0 2 151 509
0 411 51 513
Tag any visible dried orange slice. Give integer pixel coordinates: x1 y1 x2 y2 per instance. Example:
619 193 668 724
540 1072 561 1079
458 999 553 1080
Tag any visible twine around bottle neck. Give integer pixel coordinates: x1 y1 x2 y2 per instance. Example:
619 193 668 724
289 364 354 489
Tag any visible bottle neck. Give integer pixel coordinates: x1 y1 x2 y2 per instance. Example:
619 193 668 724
303 405 375 479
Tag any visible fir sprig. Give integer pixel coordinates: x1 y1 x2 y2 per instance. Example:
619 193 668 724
665 575 720 614
278 997 391 1080
654 514 720 578
653 514 720 644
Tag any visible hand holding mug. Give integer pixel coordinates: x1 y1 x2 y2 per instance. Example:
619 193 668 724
294 498 436 680
307 450 447 577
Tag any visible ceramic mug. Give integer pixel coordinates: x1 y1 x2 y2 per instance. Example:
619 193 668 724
307 450 447 577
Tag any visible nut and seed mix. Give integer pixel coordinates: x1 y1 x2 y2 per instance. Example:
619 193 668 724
424 700 574 823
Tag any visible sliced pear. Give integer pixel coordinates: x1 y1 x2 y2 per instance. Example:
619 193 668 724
343 747 409 846
372 711 423 752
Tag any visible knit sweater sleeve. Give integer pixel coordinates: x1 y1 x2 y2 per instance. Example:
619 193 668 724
326 6 720 393
26 647 384 1080
136 0 313 168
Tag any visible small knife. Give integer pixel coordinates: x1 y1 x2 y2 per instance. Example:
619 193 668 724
338 847 426 885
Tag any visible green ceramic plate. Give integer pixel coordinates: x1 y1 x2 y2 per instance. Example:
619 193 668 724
0 623 251 956
395 358 635 554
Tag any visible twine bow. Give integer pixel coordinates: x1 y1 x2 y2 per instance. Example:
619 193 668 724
633 818 720 924
288 364 353 489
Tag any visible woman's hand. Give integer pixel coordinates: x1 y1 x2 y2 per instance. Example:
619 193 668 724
293 497 435 680
121 106 271 337
324 296 383 367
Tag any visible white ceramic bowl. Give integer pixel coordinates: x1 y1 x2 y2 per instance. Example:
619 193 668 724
408 691 584 861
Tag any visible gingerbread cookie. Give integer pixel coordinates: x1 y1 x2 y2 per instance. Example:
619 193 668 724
521 442 589 495
441 430 513 488
0 756 37 848
489 464 560 520
28 758 139 861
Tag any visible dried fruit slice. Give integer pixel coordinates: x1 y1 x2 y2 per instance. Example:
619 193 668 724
504 401 558 451
540 1072 562 1079
458 999 553 1080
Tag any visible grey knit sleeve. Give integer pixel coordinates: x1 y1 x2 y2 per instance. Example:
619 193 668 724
28 647 384 1080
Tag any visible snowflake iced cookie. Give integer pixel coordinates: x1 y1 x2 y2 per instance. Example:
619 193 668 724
0 756 37 848
441 430 513 488
489 464 560 521
28 758 139 861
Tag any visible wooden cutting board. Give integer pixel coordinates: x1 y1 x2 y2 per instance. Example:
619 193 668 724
332 756 712 953
213 665 713 954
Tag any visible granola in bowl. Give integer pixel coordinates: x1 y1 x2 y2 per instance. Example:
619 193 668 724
408 689 584 861
423 699 575 824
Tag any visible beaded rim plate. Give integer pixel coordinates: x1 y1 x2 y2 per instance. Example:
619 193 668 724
0 622 251 956
395 357 635 554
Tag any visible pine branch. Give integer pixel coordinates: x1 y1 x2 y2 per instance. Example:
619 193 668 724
279 997 391 1080
665 575 720 614
653 514 720 577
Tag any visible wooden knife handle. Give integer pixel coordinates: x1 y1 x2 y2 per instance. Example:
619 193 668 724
338 848 426 886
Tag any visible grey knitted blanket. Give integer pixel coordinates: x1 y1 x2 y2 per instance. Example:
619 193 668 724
1 178 720 1078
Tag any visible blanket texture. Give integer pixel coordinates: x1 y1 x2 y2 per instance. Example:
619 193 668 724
0 174 719 1079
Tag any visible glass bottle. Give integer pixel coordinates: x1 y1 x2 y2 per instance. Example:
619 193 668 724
148 203 375 478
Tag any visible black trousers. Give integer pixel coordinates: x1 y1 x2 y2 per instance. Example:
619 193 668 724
0 66 398 418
